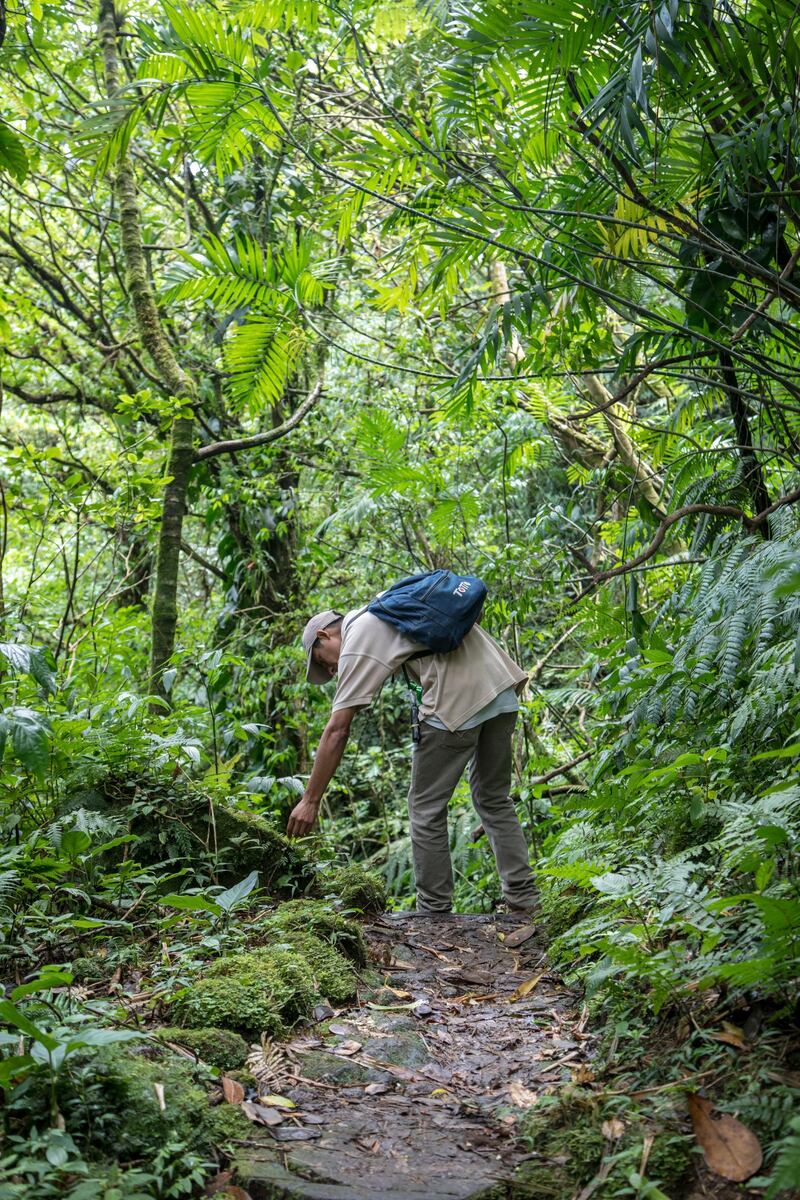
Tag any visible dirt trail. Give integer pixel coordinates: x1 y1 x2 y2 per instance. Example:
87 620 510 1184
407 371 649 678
234 912 595 1199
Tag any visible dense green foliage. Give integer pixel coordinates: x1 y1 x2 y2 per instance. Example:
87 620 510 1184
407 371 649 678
1 0 799 1196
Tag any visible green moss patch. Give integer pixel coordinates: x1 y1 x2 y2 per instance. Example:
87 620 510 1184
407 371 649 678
60 1045 214 1160
320 863 386 913
266 898 367 965
174 925 358 1040
175 946 315 1040
154 1026 248 1070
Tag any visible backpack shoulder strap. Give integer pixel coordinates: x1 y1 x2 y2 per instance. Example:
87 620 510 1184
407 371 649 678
342 605 369 638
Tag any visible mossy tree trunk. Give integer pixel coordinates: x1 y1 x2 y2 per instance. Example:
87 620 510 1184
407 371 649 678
98 0 197 697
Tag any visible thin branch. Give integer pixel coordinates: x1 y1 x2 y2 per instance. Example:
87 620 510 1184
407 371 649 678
575 487 800 599
194 381 323 462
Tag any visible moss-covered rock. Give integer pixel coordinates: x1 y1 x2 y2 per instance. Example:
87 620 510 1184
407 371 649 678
154 1026 248 1070
321 863 386 913
175 946 316 1040
266 899 367 965
205 1103 254 1148
170 898 364 1042
210 804 311 889
299 1049 392 1086
271 930 358 1004
74 770 312 891
65 1044 213 1159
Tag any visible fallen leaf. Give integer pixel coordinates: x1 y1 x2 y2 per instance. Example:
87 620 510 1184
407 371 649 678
709 1022 748 1051
221 1076 244 1105
509 972 544 1003
503 924 537 949
312 1003 334 1022
328 1023 354 1036
333 1039 362 1056
241 1102 284 1127
571 1064 595 1084
388 958 415 970
601 1118 625 1140
258 1093 296 1110
204 1170 233 1195
385 987 413 1000
508 1081 539 1108
153 1082 166 1112
364 1083 390 1095
688 1094 763 1181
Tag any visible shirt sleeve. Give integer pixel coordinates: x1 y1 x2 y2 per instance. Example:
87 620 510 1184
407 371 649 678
331 652 394 711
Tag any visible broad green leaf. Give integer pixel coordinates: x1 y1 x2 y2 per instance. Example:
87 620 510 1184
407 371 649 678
160 892 222 915
0 1000 59 1051
216 870 259 912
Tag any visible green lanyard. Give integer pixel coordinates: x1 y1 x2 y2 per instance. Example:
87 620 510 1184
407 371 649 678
402 665 423 744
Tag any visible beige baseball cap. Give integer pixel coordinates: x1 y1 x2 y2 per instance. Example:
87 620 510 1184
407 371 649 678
301 610 343 683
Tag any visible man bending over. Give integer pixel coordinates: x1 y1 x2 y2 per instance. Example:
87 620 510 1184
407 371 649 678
287 605 537 915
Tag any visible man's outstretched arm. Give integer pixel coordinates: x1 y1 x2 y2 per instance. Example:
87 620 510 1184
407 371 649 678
286 706 357 836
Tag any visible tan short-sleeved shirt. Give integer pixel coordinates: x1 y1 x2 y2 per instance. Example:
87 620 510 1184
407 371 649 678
331 608 527 732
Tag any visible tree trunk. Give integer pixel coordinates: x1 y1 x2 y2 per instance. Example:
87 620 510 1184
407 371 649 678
98 0 197 696
718 349 771 529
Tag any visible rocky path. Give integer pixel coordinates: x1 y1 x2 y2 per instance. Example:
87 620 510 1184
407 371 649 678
233 912 595 1200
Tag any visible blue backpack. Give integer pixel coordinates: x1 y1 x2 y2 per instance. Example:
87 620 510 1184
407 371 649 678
367 569 487 653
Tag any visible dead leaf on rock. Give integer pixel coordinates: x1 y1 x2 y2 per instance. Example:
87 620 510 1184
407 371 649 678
601 1118 625 1141
509 972 544 1003
688 1094 763 1181
364 1083 390 1095
312 1003 334 1022
503 924 537 949
221 1076 244 1105
258 1093 296 1110
241 1102 284 1127
333 1039 362 1056
328 1023 354 1036
508 1081 539 1108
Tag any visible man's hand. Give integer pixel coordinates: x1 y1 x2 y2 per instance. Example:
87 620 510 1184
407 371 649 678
287 795 320 838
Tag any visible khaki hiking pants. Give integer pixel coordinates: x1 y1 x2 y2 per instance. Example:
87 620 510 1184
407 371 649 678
407 711 536 913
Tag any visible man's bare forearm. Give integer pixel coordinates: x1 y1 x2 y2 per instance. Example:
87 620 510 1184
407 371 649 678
287 708 355 838
304 724 349 804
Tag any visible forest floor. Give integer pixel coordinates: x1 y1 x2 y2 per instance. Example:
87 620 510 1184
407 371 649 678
229 911 595 1199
